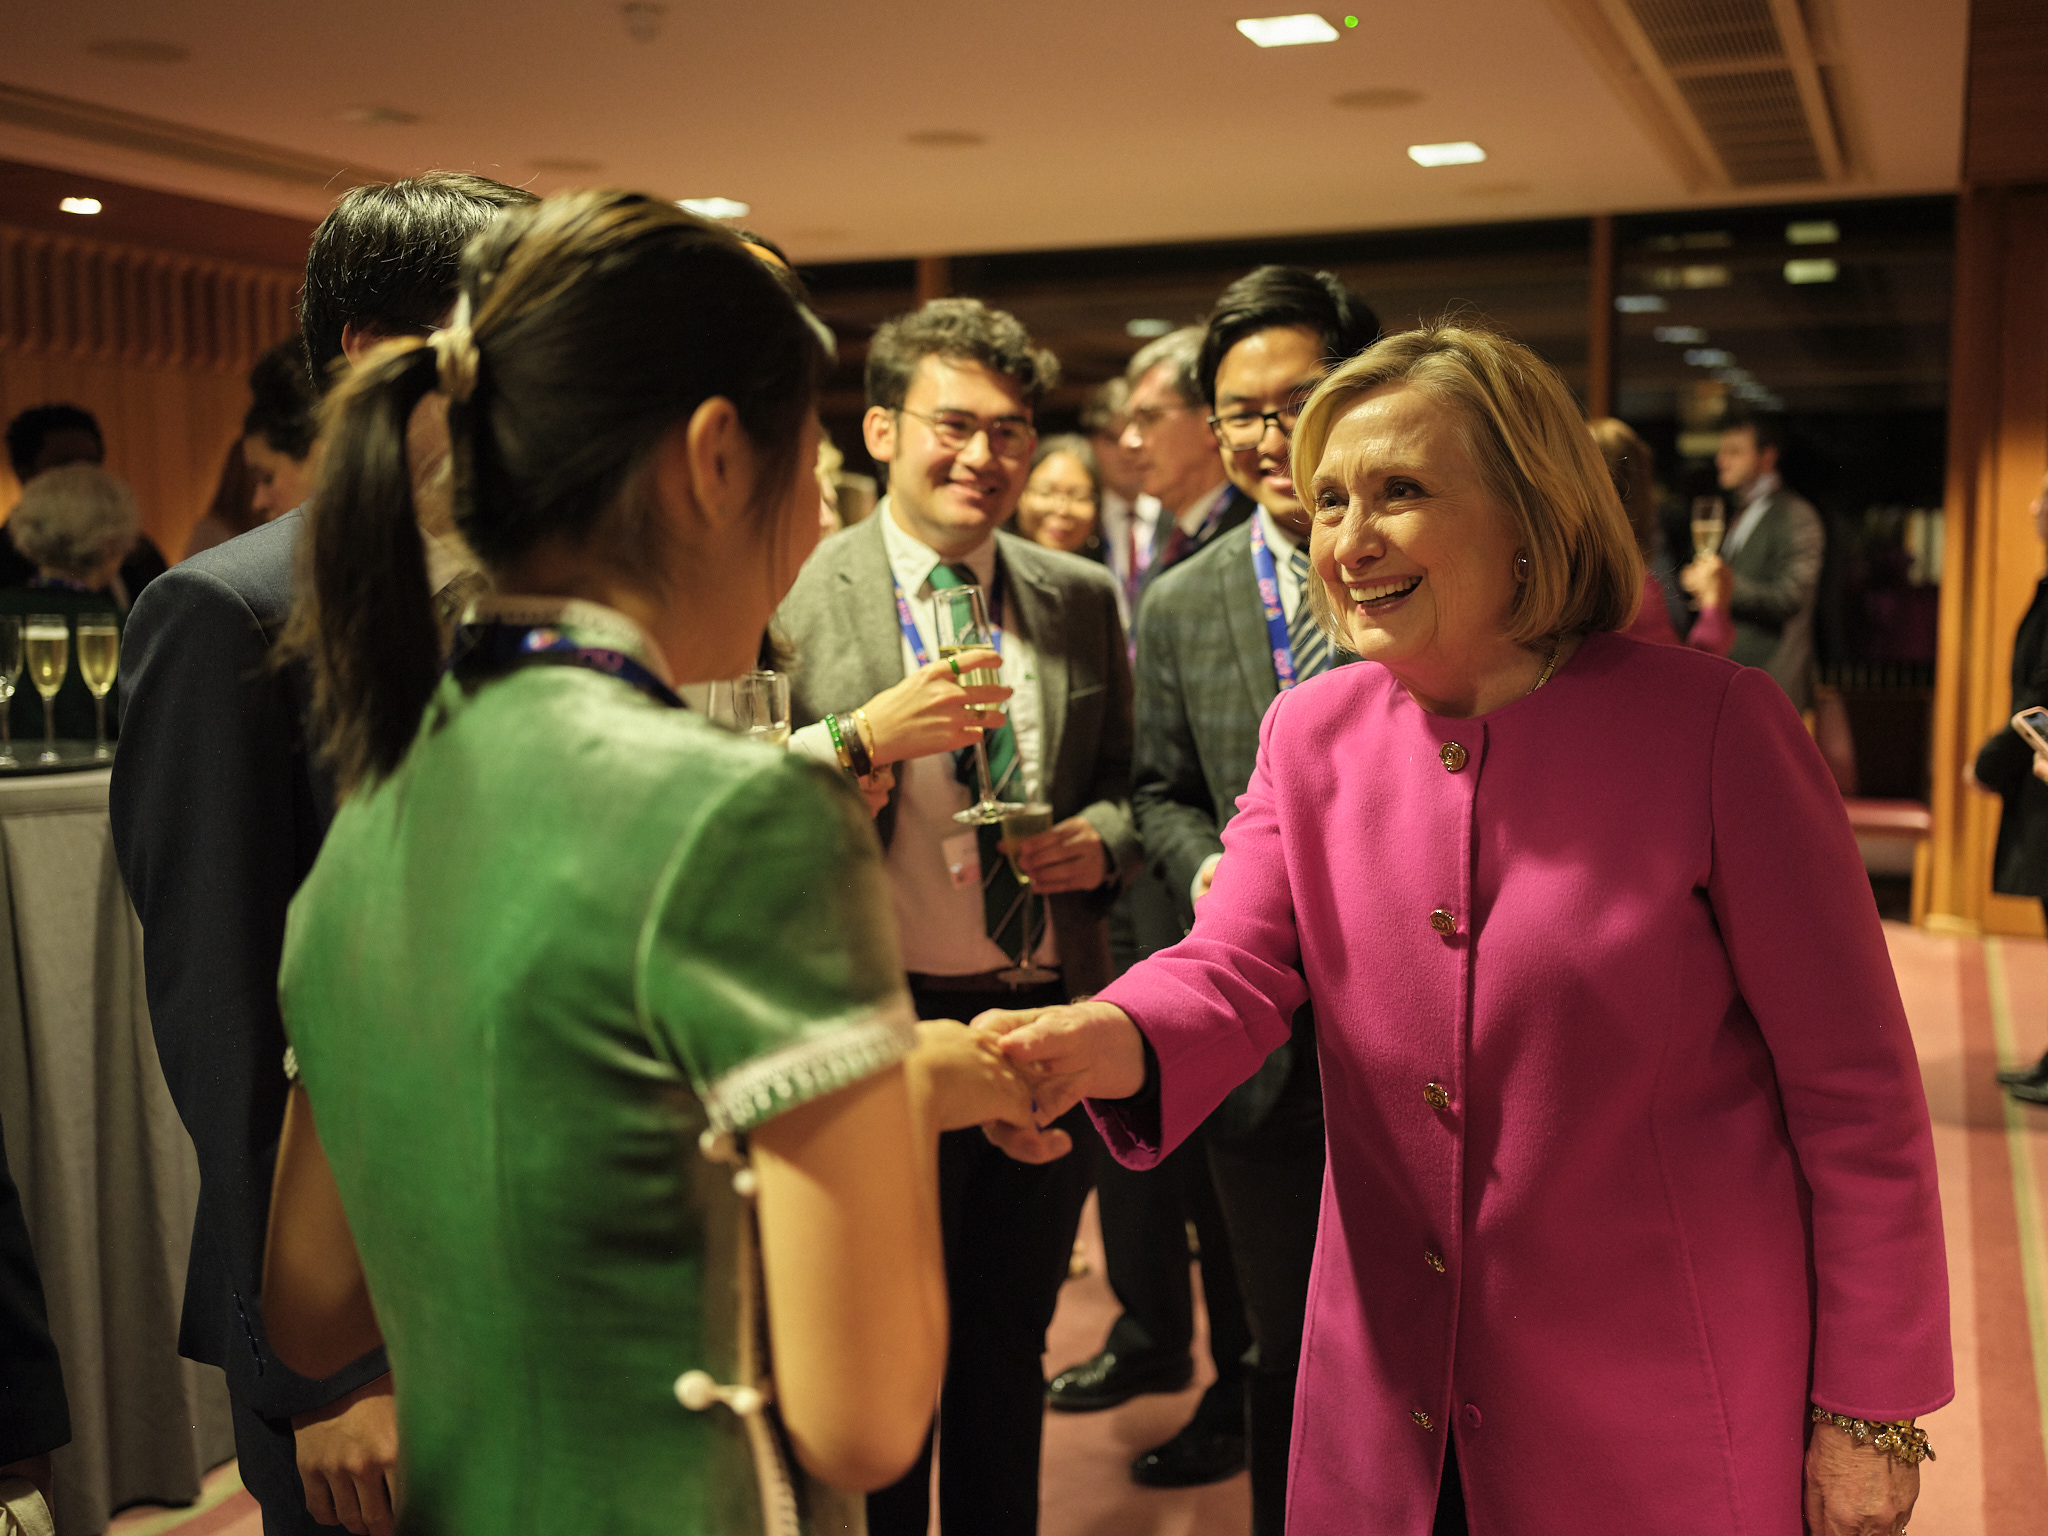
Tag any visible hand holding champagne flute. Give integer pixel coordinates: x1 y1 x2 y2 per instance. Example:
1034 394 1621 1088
24 615 67 764
931 583 1021 825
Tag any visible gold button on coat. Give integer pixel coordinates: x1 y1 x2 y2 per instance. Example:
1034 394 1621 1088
1439 741 1468 772
1425 1250 1446 1273
1429 909 1456 935
1411 1409 1434 1430
1424 1081 1450 1110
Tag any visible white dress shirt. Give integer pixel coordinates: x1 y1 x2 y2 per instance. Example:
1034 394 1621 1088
1720 470 1780 558
791 504 1053 975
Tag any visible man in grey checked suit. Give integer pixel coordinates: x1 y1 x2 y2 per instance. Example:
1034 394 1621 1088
1127 267 1378 1533
774 297 1137 1536
1688 411 1824 710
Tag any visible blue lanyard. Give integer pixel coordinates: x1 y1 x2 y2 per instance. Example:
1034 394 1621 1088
889 562 1004 668
1247 517 1299 692
450 619 684 709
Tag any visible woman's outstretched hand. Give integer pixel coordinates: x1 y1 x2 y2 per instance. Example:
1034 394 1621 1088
1803 1422 1920 1535
974 1000 1147 1128
908 1020 1039 1134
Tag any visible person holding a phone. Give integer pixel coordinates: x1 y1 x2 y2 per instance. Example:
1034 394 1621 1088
1971 471 2048 1101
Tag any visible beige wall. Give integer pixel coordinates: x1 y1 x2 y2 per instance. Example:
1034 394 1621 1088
0 222 298 562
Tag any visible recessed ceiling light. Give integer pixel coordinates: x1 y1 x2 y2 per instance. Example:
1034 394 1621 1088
1407 141 1486 167
59 197 102 216
1786 220 1839 245
85 38 189 63
1236 14 1340 47
678 197 750 219
1125 319 1173 338
1614 295 1668 313
335 105 421 127
1653 326 1707 344
906 129 986 148
1332 88 1422 110
1784 258 1839 285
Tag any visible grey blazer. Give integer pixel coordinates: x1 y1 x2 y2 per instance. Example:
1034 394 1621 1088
1132 521 1350 1137
1726 486 1825 711
774 513 1141 996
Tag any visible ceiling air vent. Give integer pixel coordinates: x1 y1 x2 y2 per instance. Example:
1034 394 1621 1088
1547 0 1857 189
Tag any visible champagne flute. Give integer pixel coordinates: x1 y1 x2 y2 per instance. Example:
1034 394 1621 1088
0 617 21 768
932 584 1021 825
77 616 119 760
1690 496 1727 559
25 615 68 765
726 670 790 747
997 800 1058 986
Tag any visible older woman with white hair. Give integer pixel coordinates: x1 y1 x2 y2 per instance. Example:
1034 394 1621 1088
0 463 135 740
983 324 1950 1536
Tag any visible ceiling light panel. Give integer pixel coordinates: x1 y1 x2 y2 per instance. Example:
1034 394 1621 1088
1407 141 1486 167
58 197 101 215
1236 15 1340 47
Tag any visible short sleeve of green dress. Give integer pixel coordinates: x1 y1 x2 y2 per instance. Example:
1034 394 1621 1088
280 666 915 1536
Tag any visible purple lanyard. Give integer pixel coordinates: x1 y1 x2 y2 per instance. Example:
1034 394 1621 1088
451 620 683 709
1248 517 1299 692
889 563 1004 668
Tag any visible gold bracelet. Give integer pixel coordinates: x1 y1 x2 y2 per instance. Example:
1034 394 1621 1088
1810 1406 1935 1465
853 708 878 761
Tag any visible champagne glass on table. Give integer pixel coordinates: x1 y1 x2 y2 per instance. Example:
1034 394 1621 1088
932 584 1021 825
77 616 119 760
997 800 1058 986
25 615 68 764
1690 496 1727 560
0 617 21 768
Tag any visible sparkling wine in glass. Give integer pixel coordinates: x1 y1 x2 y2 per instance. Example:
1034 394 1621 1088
25 615 68 764
1690 496 1726 559
932 584 1020 825
997 800 1059 986
0 617 21 767
77 617 119 760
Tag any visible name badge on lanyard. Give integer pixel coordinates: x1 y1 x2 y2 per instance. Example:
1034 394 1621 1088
1248 517 1299 691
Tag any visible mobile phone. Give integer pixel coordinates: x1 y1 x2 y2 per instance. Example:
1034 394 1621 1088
2013 706 2048 756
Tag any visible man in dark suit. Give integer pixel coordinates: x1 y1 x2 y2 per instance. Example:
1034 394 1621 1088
1110 268 1377 1529
109 172 532 1536
775 298 1138 1536
1120 326 1255 597
1686 412 1824 710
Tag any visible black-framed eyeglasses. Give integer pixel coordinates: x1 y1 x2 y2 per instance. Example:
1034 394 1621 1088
1208 405 1302 452
898 407 1037 460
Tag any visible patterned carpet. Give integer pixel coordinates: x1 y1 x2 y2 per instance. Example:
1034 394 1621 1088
104 922 2048 1535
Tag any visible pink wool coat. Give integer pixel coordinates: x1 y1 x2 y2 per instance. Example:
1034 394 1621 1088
1093 631 1951 1535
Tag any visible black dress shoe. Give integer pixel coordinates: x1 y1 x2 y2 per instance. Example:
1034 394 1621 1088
1130 1420 1248 1487
1045 1348 1193 1412
1997 1051 2048 1088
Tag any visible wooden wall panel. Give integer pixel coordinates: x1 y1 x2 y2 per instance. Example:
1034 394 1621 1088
0 221 299 561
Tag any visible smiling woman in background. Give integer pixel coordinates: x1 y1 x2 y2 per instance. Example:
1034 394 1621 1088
1012 433 1102 557
984 323 1952 1536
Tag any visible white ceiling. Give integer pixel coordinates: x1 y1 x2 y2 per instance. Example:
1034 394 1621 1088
2 0 1970 263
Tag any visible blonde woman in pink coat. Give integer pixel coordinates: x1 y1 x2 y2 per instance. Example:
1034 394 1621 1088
982 326 1950 1536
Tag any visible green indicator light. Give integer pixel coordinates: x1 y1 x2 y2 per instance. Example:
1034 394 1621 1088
1345 14 1358 25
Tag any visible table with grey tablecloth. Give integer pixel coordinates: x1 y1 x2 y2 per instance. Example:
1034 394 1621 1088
0 769 234 1534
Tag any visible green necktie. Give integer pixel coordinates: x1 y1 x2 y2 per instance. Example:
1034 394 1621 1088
926 561 1029 958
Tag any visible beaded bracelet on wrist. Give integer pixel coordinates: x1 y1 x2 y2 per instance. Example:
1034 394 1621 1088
821 712 855 771
1810 1406 1935 1465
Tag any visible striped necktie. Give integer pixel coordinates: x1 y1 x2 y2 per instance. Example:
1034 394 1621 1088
927 562 1029 955
1288 546 1332 681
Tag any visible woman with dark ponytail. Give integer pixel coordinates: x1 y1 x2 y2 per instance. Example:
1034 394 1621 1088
260 191 1043 1535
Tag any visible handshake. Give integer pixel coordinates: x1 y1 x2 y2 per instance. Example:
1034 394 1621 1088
908 999 1148 1165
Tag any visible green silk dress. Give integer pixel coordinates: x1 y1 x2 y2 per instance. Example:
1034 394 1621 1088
280 605 914 1536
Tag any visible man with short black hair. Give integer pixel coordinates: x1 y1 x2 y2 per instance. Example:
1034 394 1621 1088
110 172 534 1536
776 297 1137 1536
1113 265 1378 1531
1686 412 1823 710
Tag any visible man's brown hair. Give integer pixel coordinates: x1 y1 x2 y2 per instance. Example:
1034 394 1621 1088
864 298 1059 412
